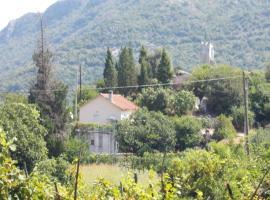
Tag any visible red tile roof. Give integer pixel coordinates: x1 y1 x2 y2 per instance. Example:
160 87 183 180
100 93 139 111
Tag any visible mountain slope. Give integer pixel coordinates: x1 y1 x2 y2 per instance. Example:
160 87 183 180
0 0 270 91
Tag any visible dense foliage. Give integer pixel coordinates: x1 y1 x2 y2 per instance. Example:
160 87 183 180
0 129 55 199
29 25 69 157
116 109 176 155
212 115 237 141
189 64 243 115
249 71 270 125
0 103 47 171
137 88 196 116
173 116 203 151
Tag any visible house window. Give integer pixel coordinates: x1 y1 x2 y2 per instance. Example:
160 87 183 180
99 134 103 147
91 139 95 145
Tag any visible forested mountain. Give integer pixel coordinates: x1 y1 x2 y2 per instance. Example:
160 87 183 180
0 0 270 91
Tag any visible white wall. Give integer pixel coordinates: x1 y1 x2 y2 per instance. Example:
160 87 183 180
79 96 123 124
120 110 133 120
85 132 117 154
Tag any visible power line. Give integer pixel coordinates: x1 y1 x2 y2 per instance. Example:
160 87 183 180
0 75 242 94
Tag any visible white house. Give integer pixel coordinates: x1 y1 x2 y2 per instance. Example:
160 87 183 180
78 92 139 154
79 92 139 124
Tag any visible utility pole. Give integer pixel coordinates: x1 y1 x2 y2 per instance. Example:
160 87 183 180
243 71 250 156
79 65 82 101
75 67 78 121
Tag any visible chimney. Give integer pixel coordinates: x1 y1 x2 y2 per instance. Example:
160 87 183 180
109 90 113 102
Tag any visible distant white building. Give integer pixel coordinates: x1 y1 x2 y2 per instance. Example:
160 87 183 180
78 92 139 154
201 42 215 64
79 92 139 124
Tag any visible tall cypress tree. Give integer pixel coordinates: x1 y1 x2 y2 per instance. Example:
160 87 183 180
139 45 147 64
158 48 173 83
103 48 117 88
118 47 137 95
138 59 149 86
138 46 149 85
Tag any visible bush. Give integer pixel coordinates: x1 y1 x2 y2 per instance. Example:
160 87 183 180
230 106 254 131
116 108 176 155
174 90 196 116
136 88 196 116
136 87 173 114
35 156 69 184
173 116 203 151
63 137 89 163
0 103 47 172
212 115 237 141
0 128 56 199
167 149 257 199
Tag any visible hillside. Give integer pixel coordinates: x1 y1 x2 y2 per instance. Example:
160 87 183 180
0 0 270 91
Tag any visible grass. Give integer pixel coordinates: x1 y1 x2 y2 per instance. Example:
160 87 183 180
80 164 158 187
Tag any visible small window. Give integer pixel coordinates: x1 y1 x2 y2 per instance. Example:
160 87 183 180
91 139 95 145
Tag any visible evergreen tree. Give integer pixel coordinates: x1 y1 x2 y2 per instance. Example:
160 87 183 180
138 46 150 86
158 48 173 83
148 49 162 79
118 47 137 95
29 18 68 157
139 45 147 64
138 59 149 86
103 48 117 88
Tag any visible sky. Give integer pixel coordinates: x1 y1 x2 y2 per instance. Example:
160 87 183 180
0 0 58 30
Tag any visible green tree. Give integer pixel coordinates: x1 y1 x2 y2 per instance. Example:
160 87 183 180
136 87 174 114
174 90 196 116
116 109 176 155
137 88 195 116
29 20 69 157
148 49 162 79
173 116 203 151
212 114 237 141
0 129 56 199
117 47 138 95
0 103 47 171
189 64 243 115
138 46 150 86
157 48 173 83
249 71 270 125
103 48 118 88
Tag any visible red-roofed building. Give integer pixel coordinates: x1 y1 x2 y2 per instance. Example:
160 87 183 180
79 92 139 124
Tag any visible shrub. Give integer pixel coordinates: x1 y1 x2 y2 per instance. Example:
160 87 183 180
63 137 89 163
116 108 176 155
174 90 196 116
167 149 258 199
0 103 47 172
0 128 55 199
35 156 69 184
173 116 203 151
212 115 237 141
136 88 196 116
230 106 254 131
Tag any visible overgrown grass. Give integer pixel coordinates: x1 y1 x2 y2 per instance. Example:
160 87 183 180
80 164 158 187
